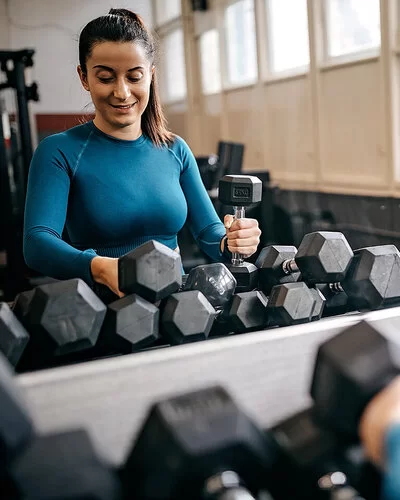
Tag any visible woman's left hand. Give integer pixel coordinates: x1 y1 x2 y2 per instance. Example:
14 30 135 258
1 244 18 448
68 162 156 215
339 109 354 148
223 214 261 258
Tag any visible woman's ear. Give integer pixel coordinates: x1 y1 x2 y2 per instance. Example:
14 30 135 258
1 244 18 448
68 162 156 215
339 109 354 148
77 65 90 91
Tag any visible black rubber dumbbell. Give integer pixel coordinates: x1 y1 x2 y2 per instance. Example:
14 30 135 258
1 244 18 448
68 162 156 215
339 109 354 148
12 290 35 324
268 408 369 500
216 282 324 335
12 279 107 372
5 430 122 500
118 240 182 302
97 263 235 351
218 175 262 292
266 282 323 327
256 232 354 294
0 303 30 367
311 319 399 441
85 240 183 354
120 385 276 499
160 290 217 345
0 352 34 472
318 245 400 316
2 280 107 372
0 352 122 499
184 262 237 308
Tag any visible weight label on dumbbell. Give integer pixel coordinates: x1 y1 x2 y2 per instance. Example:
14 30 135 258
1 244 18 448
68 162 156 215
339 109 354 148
161 388 231 423
233 187 251 199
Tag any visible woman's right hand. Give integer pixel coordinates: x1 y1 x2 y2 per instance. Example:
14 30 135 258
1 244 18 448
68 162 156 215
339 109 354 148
90 256 125 298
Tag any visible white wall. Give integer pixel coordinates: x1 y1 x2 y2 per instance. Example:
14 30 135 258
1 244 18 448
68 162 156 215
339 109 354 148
0 0 10 48
7 0 153 113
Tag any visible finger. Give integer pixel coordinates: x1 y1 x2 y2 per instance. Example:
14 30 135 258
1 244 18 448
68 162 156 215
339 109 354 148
227 227 261 240
226 242 259 257
224 214 235 230
229 218 259 231
227 236 260 248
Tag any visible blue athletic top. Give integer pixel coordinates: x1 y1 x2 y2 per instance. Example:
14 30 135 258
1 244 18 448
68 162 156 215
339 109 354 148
383 424 400 499
23 121 227 285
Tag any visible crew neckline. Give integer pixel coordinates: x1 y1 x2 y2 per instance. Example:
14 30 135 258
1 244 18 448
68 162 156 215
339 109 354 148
87 120 147 147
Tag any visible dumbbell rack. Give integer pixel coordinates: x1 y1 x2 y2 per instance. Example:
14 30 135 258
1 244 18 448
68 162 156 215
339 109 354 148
16 307 400 467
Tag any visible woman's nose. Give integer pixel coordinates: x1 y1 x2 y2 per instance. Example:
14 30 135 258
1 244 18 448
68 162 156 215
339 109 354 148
113 80 130 100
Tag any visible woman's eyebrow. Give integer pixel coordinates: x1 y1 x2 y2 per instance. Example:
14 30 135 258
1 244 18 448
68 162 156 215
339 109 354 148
93 65 144 71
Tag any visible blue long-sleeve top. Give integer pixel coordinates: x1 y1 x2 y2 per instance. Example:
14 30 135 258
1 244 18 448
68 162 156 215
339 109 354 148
383 424 400 499
23 121 227 285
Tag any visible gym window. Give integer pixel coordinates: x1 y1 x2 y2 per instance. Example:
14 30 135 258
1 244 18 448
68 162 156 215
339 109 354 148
324 0 381 61
224 0 258 87
162 28 187 103
265 0 310 75
154 0 181 26
199 30 222 95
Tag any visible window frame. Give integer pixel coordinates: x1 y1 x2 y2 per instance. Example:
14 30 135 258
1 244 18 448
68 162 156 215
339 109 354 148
263 0 311 80
221 0 259 90
158 24 188 105
153 0 182 29
321 0 381 68
198 29 223 96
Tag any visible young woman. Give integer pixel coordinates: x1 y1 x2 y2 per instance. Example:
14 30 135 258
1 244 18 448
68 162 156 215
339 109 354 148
23 8 261 297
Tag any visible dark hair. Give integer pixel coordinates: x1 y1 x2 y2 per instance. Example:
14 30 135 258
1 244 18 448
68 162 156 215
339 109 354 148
79 8 174 146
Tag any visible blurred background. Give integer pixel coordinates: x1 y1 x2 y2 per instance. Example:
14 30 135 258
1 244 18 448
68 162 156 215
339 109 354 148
1 0 397 300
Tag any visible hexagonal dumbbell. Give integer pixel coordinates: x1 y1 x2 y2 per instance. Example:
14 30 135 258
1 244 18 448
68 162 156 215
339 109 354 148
118 240 182 302
216 283 323 336
12 289 35 324
6 429 122 500
0 352 34 471
256 232 354 295
120 386 274 499
96 294 160 354
311 319 399 441
0 352 121 500
218 175 263 292
16 279 107 371
0 303 30 367
219 290 268 333
266 282 322 327
160 290 217 344
317 245 400 316
309 287 326 322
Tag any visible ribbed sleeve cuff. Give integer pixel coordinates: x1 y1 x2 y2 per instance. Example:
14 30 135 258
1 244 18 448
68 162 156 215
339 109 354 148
77 249 98 286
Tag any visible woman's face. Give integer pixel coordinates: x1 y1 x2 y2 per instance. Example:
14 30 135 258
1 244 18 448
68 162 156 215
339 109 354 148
78 41 153 139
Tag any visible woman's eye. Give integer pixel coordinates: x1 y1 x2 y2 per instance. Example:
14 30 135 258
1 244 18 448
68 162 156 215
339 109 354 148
98 77 113 83
129 76 142 82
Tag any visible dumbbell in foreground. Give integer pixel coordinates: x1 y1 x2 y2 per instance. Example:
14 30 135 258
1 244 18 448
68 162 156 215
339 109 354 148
268 408 369 499
218 175 262 292
0 352 121 499
311 318 399 441
120 385 276 499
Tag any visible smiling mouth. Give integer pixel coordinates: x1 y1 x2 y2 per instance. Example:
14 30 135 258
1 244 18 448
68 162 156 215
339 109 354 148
110 102 137 109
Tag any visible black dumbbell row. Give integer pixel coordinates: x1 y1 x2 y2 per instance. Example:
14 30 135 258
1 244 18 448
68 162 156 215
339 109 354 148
2 314 394 499
0 236 325 372
3 228 400 373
